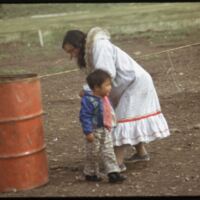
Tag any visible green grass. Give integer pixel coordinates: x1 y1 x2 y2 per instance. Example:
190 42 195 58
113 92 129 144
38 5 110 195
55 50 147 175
0 4 114 19
0 68 26 75
1 3 200 34
0 3 200 67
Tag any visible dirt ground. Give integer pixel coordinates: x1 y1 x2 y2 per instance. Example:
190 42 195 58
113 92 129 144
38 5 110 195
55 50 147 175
0 34 200 197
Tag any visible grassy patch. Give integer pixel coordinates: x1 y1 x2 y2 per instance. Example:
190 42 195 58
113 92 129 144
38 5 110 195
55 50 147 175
0 3 199 58
0 68 26 75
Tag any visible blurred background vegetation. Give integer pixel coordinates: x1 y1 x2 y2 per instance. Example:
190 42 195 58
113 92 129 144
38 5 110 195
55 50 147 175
0 3 199 75
0 3 200 47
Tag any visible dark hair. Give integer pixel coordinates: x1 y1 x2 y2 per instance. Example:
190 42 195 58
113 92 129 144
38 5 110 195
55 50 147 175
86 69 111 90
62 30 86 69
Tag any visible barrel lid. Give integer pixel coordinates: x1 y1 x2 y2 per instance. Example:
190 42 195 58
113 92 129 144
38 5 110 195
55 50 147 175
0 73 39 83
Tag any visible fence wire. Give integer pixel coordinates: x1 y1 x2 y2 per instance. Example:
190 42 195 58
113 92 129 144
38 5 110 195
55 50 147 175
0 34 199 97
38 42 200 96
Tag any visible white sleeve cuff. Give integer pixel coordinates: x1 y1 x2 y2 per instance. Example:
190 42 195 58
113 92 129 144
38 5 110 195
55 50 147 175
83 83 92 92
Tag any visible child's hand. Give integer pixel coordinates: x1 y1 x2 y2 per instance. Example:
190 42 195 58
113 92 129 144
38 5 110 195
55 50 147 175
86 133 94 143
79 90 84 97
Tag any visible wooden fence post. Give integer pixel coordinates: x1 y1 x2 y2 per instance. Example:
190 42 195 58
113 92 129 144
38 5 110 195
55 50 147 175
38 29 44 47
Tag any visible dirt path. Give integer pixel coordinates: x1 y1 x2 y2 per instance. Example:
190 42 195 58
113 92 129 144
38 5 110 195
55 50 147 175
0 35 200 197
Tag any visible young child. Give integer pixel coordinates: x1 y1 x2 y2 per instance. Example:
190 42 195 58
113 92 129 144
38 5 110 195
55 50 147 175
79 69 126 183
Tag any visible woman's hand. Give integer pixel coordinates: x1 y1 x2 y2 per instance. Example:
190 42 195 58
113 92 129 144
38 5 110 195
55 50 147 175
86 133 94 143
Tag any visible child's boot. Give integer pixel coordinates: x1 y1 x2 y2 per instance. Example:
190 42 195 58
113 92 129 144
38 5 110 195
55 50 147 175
108 172 126 183
85 175 102 182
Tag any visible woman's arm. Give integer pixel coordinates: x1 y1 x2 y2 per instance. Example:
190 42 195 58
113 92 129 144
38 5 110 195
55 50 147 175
92 39 117 79
79 84 92 98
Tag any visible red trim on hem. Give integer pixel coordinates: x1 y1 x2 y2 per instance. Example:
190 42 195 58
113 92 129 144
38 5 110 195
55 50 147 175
117 111 162 123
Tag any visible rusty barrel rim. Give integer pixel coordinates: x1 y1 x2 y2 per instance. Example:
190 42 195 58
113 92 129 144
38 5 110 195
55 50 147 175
0 73 39 83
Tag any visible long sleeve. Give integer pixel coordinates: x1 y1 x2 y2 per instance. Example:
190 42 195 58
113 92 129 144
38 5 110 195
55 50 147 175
79 97 94 135
83 39 116 92
92 39 137 107
92 39 117 79
83 83 92 93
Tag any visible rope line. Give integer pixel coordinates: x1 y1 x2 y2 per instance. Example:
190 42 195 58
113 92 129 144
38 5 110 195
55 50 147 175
135 42 200 59
39 69 78 79
39 42 200 79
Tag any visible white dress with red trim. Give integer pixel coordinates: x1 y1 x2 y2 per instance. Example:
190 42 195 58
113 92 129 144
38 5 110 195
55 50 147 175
112 70 170 146
84 27 170 146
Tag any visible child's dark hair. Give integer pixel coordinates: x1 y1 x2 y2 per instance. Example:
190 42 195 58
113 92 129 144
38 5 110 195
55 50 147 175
86 69 111 90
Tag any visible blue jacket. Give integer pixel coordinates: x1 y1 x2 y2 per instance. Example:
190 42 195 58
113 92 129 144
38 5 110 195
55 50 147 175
79 92 104 135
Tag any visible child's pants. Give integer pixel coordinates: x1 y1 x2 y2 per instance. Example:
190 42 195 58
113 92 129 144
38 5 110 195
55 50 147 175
83 128 120 176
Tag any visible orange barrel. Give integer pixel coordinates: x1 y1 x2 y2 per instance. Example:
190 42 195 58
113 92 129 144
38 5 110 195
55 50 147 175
0 73 49 192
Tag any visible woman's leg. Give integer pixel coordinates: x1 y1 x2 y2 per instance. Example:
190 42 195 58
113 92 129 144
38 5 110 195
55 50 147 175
125 142 150 163
134 142 148 156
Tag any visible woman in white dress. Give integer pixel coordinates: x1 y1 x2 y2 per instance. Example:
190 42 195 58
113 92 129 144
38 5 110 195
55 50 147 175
62 27 170 171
